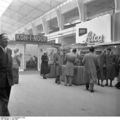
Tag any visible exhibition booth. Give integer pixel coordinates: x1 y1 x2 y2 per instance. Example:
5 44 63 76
8 34 60 71
59 14 120 85
7 14 120 85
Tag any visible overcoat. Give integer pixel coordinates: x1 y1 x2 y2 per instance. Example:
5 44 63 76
82 52 98 84
97 53 106 81
40 54 49 75
12 55 20 84
65 52 77 76
54 53 63 76
0 47 13 116
105 54 115 81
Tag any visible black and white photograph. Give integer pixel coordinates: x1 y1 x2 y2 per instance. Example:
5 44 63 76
0 0 120 118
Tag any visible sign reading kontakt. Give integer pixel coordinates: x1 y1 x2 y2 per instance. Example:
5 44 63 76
15 34 47 42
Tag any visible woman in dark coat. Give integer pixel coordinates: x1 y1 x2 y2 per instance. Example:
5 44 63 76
97 50 106 87
115 55 120 89
105 48 115 87
40 52 49 79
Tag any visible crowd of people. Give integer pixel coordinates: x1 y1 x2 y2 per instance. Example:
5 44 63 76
40 46 120 92
97 48 120 89
0 33 21 116
0 32 120 116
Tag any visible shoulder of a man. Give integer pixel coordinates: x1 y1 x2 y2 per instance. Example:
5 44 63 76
85 53 90 57
0 45 4 51
0 46 2 52
0 46 5 56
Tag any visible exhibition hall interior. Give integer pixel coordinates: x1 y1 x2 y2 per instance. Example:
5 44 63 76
0 0 120 116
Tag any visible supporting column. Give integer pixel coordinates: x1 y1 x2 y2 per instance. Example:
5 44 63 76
111 12 115 42
115 0 120 12
32 23 38 35
56 8 64 30
76 0 86 22
42 17 49 35
37 44 40 71
23 44 26 71
0 18 2 34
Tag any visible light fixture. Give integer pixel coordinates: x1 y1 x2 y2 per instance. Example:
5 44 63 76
0 0 13 17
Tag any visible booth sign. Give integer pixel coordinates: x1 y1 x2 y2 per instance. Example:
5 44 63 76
15 34 47 42
85 31 104 44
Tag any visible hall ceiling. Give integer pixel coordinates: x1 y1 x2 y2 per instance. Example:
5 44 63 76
0 0 115 35
0 0 67 34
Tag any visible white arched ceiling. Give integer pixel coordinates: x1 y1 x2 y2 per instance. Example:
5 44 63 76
0 0 67 34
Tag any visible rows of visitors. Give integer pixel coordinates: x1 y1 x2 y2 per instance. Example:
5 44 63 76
40 46 120 92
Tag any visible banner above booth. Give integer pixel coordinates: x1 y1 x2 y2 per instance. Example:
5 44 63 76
76 14 111 45
15 34 47 42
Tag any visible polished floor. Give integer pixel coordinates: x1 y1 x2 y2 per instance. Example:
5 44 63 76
8 71 120 116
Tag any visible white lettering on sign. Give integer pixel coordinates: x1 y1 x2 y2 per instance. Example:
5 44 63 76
86 31 104 44
15 34 47 42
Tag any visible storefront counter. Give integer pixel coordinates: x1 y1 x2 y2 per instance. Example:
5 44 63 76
61 65 86 85
73 66 86 85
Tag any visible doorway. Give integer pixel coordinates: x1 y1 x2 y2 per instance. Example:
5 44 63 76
25 44 38 70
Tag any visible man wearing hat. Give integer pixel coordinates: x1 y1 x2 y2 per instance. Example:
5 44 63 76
0 33 13 116
82 46 99 92
105 48 115 87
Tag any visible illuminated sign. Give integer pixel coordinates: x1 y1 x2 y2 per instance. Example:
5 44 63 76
86 31 104 44
15 34 47 42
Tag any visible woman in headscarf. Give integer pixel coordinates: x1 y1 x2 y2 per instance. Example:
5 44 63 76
40 52 49 79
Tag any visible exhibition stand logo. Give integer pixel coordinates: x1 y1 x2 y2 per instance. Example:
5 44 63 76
15 34 47 42
86 31 104 44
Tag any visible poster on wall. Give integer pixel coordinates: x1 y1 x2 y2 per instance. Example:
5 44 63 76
25 45 38 70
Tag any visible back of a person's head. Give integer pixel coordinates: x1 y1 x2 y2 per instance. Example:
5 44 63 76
89 46 94 52
107 48 111 52
0 33 4 40
72 48 76 53
0 33 7 40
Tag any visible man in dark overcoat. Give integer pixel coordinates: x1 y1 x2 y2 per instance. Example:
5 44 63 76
0 33 13 116
97 50 106 87
40 52 49 79
82 46 99 92
105 48 115 87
